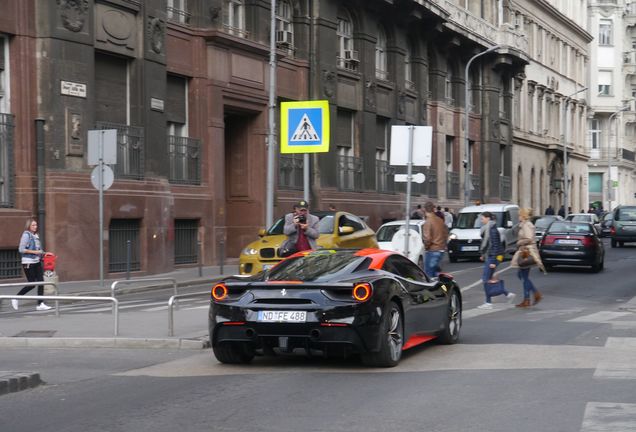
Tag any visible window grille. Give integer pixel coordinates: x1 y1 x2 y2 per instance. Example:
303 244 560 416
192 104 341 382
0 113 14 207
0 249 20 279
109 219 141 273
96 121 144 180
174 219 198 264
168 135 200 185
279 154 304 190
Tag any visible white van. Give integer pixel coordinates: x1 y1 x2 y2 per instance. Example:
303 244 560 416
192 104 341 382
447 204 519 262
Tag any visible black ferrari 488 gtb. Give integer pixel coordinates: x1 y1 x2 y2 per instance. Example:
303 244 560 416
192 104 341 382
209 248 462 367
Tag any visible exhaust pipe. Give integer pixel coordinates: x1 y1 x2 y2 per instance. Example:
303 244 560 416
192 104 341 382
309 329 321 341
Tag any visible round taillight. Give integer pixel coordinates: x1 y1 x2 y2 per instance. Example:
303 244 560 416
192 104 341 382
352 283 372 302
212 283 228 301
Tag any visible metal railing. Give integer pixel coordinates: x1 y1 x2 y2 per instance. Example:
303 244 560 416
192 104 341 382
337 155 363 191
278 154 304 190
1 281 59 315
500 175 512 201
167 6 191 24
0 295 119 335
167 291 209 336
0 113 15 208
168 135 201 185
111 278 178 306
95 121 144 180
446 171 460 199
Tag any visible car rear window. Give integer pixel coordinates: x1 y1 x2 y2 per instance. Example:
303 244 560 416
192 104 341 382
535 217 556 229
547 222 592 234
267 251 369 282
567 215 592 222
616 207 636 221
376 224 419 242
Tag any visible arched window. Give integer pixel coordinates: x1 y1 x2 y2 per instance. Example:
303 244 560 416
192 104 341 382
275 0 293 49
337 10 357 71
224 0 246 37
375 25 388 80
405 40 415 90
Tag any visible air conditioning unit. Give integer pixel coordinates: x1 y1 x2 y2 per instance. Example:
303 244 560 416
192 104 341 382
344 50 359 62
276 30 292 46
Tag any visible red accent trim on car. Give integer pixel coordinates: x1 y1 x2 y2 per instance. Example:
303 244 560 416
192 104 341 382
402 334 437 350
320 322 349 327
222 321 246 326
354 249 394 270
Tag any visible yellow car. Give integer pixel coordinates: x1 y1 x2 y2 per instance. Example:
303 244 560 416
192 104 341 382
239 211 378 275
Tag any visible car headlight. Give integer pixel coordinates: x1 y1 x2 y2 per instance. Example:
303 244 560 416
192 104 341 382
241 247 258 256
448 233 457 240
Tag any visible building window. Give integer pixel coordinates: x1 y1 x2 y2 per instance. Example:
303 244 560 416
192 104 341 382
598 70 612 96
375 117 393 193
445 135 454 172
0 36 7 113
0 248 20 279
224 0 247 37
167 75 200 185
445 60 454 105
167 0 190 24
108 219 141 273
275 0 293 50
174 219 199 265
599 19 612 46
337 11 357 71
590 118 600 150
405 40 415 90
375 25 388 80
95 53 128 125
0 36 14 208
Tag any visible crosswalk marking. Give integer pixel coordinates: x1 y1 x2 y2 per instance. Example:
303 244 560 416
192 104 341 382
580 402 636 431
568 311 633 323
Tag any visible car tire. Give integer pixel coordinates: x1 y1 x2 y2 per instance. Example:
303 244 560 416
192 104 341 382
213 342 255 364
438 289 461 345
611 239 617 248
592 261 602 273
361 301 403 368
619 241 624 247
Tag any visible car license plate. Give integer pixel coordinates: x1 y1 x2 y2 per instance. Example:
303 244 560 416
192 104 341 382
557 239 579 245
258 311 307 323
461 246 479 251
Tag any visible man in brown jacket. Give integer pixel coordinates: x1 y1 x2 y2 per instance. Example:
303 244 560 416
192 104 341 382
422 201 448 278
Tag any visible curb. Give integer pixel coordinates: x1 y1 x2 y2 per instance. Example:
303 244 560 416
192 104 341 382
0 337 210 350
0 371 42 396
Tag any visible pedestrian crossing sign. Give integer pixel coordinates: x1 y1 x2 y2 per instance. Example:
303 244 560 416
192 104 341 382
281 100 330 153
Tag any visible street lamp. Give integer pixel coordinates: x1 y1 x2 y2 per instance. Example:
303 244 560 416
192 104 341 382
561 87 587 219
607 103 632 211
464 45 501 207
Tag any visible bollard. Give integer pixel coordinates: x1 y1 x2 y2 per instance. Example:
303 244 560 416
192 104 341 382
126 239 132 280
198 240 202 277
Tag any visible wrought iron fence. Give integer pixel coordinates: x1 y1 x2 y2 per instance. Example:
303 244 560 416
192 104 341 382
337 155 363 192
96 121 144 180
470 174 481 200
168 135 200 185
446 171 460 199
620 148 635 162
0 249 20 279
279 155 304 190
108 219 141 273
500 175 512 201
174 219 198 264
375 160 395 193
167 5 191 24
0 113 15 208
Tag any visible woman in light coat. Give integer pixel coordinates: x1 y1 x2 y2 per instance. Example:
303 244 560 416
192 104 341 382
511 208 545 308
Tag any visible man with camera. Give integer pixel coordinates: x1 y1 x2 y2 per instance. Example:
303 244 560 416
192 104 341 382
281 200 320 256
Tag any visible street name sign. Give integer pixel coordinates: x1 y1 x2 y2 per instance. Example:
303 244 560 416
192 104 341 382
281 100 330 153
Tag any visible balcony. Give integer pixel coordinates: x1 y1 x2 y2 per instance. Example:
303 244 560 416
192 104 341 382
499 175 512 201
168 135 201 185
0 113 15 208
167 6 191 25
424 168 438 198
446 171 460 199
95 121 144 180
279 154 304 190
623 51 636 75
337 155 363 192
375 160 395 194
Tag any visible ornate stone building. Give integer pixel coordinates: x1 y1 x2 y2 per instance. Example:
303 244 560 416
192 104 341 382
0 0 534 281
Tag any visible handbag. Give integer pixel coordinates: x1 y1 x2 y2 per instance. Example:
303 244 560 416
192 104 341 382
278 239 297 258
485 279 506 297
517 248 536 268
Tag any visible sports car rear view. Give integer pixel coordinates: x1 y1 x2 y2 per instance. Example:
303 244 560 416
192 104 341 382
209 248 462 367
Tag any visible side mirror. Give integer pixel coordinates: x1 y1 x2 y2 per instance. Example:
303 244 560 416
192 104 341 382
506 220 513 228
258 229 266 237
339 226 355 235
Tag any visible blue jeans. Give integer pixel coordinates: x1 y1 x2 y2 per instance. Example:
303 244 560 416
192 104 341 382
517 268 536 299
482 256 508 302
425 251 444 278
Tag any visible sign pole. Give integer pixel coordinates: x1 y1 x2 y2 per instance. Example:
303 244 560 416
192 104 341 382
303 153 310 202
99 131 104 287
404 126 414 258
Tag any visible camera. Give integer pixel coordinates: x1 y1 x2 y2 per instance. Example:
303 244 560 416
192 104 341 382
294 214 307 224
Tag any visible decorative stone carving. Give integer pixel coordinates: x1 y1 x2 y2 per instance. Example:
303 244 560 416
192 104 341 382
57 0 89 33
148 17 164 54
398 92 406 115
322 69 336 99
364 80 376 110
491 120 500 140
65 109 83 156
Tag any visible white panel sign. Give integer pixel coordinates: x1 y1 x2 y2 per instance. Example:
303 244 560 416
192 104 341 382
389 126 432 166
150 98 165 112
394 173 426 183
87 129 118 165
60 81 87 98
91 165 115 191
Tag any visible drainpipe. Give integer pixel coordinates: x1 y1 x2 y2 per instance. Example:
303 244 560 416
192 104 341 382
35 118 46 249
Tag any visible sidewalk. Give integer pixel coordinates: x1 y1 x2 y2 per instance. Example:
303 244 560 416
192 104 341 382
0 263 240 394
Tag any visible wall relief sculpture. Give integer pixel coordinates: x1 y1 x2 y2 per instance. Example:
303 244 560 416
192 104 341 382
322 69 336 99
148 17 165 54
57 0 89 33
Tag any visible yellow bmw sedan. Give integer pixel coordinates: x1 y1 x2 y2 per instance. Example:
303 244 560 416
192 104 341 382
239 211 378 275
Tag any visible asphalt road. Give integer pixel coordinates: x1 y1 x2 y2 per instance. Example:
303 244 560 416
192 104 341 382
2 239 635 432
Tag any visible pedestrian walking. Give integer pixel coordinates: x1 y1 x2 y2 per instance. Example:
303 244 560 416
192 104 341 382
422 201 448 278
511 208 545 308
280 200 320 256
545 205 555 215
410 204 423 220
443 207 454 228
13 218 51 311
477 211 515 309
557 205 565 218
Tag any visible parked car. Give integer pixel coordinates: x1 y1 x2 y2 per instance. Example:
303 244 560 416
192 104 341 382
539 221 604 272
239 211 378 275
375 220 426 267
610 205 636 247
447 204 519 262
565 213 601 234
599 212 614 237
531 215 563 244
210 248 462 367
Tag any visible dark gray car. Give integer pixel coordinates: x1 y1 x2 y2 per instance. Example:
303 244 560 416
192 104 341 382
610 206 636 247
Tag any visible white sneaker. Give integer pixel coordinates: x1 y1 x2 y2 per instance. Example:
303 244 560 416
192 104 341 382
36 303 52 311
477 302 493 310
506 293 517 304
11 299 18 310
